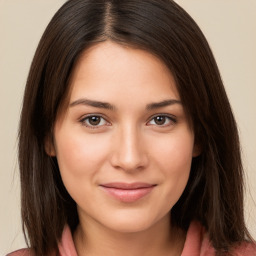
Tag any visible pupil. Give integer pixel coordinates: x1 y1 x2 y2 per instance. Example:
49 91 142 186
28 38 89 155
155 116 165 125
89 116 100 125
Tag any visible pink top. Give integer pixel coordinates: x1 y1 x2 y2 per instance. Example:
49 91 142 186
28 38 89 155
7 221 256 256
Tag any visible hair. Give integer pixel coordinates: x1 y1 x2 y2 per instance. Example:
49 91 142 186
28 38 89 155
18 0 254 255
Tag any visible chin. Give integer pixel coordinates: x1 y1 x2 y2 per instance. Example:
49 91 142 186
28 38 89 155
98 209 168 234
106 220 154 233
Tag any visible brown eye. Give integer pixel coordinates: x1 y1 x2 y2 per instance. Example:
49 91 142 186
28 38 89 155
147 115 176 127
154 116 166 125
81 115 109 128
88 116 101 126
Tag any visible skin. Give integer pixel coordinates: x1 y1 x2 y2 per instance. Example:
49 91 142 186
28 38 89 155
49 41 200 256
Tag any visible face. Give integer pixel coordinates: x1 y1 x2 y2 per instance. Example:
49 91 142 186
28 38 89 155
50 41 198 233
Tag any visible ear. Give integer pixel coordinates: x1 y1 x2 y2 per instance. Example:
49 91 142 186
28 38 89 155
192 143 201 157
45 135 56 156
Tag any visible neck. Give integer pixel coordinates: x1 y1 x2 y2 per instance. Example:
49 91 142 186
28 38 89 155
73 213 185 256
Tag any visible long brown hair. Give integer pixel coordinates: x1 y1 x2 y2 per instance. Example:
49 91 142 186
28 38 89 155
19 0 254 255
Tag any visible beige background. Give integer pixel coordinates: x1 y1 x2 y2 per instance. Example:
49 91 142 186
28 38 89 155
0 0 255 254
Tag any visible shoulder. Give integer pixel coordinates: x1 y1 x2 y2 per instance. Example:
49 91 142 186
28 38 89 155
6 248 57 256
181 221 216 256
231 242 256 256
58 225 78 255
182 221 256 256
7 226 75 256
6 249 33 256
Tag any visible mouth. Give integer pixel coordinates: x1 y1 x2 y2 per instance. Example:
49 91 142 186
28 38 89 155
100 182 156 203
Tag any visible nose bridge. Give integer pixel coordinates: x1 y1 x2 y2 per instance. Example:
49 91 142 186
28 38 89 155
111 123 148 171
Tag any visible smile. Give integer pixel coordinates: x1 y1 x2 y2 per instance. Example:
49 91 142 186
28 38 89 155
100 182 156 203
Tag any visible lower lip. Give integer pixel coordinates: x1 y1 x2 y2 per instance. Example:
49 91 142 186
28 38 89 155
101 186 155 203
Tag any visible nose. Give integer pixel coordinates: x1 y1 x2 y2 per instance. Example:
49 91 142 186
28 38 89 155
110 126 149 172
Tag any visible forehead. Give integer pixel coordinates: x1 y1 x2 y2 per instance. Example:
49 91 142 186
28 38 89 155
68 41 180 103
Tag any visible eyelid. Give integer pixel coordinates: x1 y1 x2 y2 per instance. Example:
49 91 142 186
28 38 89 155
79 114 111 128
146 113 177 126
78 113 177 129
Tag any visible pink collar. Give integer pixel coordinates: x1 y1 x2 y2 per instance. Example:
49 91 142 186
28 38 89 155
8 221 256 255
58 221 256 256
58 221 214 256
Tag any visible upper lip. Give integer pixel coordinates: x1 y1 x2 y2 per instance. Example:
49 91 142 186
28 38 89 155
100 182 156 190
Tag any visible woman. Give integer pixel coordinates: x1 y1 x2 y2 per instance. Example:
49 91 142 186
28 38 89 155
8 0 256 255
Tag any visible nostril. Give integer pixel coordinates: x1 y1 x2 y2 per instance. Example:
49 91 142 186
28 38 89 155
109 128 149 171
110 148 148 172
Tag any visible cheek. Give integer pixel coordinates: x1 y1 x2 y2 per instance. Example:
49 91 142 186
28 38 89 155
56 129 102 166
53 128 113 208
152 131 194 200
54 127 111 189
154 131 194 169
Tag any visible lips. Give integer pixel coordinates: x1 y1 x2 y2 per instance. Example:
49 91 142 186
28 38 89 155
100 182 156 203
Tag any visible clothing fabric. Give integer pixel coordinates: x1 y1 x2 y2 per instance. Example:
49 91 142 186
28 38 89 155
7 221 256 256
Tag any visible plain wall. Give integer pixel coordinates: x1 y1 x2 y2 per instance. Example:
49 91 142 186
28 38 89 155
0 0 255 254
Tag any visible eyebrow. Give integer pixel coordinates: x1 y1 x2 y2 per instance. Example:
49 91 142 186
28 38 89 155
70 98 115 110
69 98 181 110
146 99 182 110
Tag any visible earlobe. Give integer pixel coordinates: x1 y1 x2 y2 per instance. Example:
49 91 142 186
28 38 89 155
45 136 56 156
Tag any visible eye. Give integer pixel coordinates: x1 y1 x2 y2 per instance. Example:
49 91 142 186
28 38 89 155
147 115 176 126
80 115 109 128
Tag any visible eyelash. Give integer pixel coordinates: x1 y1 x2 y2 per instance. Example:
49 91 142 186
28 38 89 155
79 114 110 129
147 114 177 127
79 114 177 129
